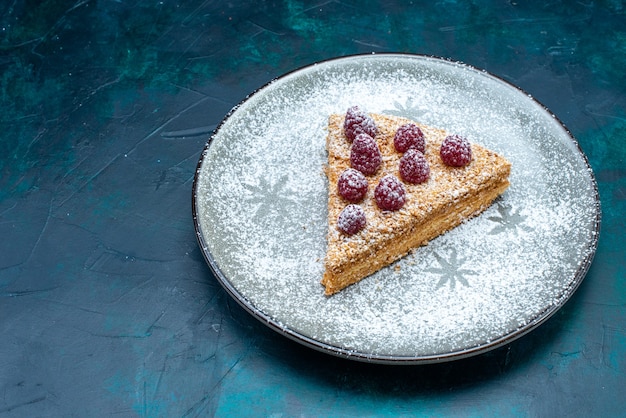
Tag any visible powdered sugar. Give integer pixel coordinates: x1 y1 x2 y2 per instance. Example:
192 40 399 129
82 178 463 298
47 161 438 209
193 55 599 362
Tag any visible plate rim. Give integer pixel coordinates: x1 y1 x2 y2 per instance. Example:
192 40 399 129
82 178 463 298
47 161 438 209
191 53 602 365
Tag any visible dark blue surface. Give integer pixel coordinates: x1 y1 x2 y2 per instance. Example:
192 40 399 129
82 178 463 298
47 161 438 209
1 1 624 416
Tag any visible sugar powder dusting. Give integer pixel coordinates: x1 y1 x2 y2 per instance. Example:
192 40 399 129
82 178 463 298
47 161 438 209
194 56 598 359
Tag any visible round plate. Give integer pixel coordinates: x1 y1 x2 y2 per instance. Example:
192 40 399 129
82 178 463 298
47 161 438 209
192 54 600 364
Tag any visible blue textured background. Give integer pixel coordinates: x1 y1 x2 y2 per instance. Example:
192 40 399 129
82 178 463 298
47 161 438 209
1 1 624 416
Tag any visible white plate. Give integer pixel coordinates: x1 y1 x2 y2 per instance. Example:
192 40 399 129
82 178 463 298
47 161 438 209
192 54 600 364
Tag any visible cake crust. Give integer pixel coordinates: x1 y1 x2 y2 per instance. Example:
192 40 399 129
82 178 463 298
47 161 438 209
322 113 511 295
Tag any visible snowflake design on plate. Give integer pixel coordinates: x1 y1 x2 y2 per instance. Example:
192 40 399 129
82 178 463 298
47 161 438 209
487 200 532 236
242 174 297 222
427 248 478 289
383 97 429 121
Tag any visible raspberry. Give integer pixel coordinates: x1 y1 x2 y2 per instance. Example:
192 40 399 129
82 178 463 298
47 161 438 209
337 204 366 235
337 168 368 202
440 134 472 167
350 133 382 175
394 123 425 154
399 149 430 184
343 106 378 142
374 175 406 211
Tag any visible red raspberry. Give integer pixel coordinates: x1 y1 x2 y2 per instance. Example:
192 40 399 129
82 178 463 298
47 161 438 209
350 133 382 175
343 106 378 142
440 134 472 167
394 123 425 154
337 204 366 235
374 175 406 211
399 149 430 184
337 168 368 202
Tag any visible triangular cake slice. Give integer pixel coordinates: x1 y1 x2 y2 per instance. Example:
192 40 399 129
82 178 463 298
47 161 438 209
322 112 511 295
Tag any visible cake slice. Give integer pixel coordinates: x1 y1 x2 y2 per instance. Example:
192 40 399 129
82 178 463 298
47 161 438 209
322 111 511 295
